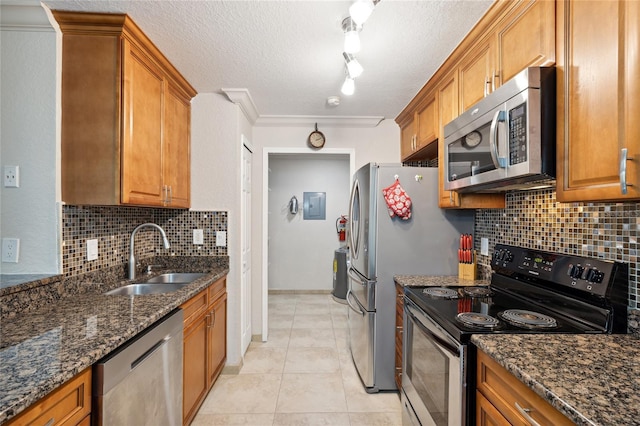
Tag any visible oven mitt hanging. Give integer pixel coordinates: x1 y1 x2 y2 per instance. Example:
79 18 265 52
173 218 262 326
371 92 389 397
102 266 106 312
382 178 412 220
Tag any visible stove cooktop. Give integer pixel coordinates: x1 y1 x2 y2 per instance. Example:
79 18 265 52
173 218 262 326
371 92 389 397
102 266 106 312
405 244 629 344
405 284 605 344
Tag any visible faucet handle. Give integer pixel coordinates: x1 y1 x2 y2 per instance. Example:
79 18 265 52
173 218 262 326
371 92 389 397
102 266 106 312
146 264 162 275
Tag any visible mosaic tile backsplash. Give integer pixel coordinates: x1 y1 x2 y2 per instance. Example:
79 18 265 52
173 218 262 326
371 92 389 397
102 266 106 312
475 189 639 309
63 206 228 277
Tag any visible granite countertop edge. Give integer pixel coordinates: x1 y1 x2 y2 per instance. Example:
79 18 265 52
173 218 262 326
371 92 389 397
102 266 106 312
394 274 490 287
0 267 228 424
472 334 640 426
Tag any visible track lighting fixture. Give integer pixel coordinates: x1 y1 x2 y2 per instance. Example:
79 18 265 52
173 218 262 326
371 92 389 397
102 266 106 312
342 17 361 54
349 0 379 26
341 76 355 96
343 52 363 78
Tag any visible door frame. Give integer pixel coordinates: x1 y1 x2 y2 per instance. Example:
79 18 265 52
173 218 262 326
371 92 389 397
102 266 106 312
261 147 355 341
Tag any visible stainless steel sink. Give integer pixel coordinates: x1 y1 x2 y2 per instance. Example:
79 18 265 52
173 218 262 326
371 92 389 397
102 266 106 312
145 273 207 283
105 283 190 296
104 273 208 295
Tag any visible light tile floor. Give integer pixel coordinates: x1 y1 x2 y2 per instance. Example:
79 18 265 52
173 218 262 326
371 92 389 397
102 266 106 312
192 293 402 426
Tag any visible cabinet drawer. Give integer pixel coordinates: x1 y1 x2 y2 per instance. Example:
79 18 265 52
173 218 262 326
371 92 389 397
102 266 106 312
181 288 208 325
208 276 227 303
477 350 572 426
7 368 91 426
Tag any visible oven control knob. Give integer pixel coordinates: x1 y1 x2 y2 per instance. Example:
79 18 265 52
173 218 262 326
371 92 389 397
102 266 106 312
504 250 514 262
585 268 604 283
570 265 585 279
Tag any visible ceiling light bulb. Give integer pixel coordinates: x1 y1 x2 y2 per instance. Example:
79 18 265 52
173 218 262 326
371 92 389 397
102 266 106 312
349 0 375 26
344 29 361 54
341 77 355 96
346 57 363 78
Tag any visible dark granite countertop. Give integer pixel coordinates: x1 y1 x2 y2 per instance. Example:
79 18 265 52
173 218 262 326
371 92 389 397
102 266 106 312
0 265 228 424
394 274 490 287
472 334 640 426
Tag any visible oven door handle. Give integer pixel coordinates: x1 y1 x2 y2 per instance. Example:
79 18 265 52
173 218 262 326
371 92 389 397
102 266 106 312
405 303 460 358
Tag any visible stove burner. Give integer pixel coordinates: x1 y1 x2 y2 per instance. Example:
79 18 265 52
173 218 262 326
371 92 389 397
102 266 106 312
463 287 492 297
456 312 499 328
422 287 459 299
499 309 558 329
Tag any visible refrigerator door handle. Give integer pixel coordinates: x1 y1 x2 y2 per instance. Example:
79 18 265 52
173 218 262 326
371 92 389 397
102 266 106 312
347 266 367 287
346 289 365 316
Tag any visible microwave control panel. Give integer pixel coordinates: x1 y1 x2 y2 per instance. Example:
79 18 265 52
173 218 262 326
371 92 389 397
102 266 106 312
508 103 527 165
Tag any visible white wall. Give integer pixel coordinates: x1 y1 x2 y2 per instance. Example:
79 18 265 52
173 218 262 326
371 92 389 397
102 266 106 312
191 92 251 368
0 4 61 275
251 120 400 333
268 155 350 291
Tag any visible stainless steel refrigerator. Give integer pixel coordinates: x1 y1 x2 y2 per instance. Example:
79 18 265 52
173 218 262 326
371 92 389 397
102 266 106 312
346 163 474 393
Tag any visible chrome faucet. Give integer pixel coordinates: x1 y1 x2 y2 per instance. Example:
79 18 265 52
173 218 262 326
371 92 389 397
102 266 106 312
129 223 171 280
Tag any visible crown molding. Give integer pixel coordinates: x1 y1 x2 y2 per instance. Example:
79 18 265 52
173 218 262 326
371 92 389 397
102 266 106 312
221 88 259 125
255 115 385 128
0 3 54 32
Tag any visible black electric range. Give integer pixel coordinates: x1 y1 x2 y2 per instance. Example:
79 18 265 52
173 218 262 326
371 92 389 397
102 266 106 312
405 244 629 344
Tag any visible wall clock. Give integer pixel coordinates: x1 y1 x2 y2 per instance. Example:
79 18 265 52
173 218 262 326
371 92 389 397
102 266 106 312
308 123 326 149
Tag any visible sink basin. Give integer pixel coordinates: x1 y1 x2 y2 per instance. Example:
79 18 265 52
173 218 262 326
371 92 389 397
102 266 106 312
104 273 208 295
105 283 190 296
145 273 208 283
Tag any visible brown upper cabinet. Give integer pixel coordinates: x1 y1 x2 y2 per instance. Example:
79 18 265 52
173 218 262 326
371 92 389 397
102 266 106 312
396 0 555 209
556 0 640 202
397 90 438 161
54 11 197 208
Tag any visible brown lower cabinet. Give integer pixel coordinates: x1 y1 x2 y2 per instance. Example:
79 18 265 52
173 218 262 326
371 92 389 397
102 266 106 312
476 349 572 426
5 368 91 426
394 283 404 390
181 276 227 425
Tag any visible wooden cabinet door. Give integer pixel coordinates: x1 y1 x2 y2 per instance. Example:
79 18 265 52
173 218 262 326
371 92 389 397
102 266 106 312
458 36 495 112
183 313 208 425
476 391 510 426
400 119 416 160
394 283 403 390
415 94 438 149
556 0 640 202
121 39 165 206
164 83 191 208
437 70 461 208
208 292 227 386
496 0 555 85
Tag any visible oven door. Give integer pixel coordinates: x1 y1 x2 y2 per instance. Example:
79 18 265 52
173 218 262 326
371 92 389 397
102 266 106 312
402 298 466 426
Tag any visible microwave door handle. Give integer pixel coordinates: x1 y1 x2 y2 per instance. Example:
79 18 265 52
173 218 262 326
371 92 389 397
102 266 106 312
490 110 507 168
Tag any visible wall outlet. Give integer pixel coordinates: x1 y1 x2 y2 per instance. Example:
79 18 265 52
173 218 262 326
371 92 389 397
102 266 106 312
193 229 204 245
2 238 20 263
215 231 227 247
3 165 19 188
86 239 98 261
480 237 489 256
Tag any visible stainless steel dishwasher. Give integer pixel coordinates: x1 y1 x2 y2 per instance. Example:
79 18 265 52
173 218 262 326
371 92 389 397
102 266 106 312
93 309 183 426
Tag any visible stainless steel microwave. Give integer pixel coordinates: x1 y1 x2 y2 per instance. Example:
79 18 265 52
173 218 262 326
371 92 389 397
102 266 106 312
444 67 555 193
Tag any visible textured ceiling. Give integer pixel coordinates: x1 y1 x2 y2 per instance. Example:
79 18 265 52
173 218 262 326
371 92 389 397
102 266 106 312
44 0 493 120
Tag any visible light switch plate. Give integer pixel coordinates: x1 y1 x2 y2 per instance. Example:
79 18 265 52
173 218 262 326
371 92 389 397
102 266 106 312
86 239 98 261
193 229 204 245
215 231 227 247
480 238 489 256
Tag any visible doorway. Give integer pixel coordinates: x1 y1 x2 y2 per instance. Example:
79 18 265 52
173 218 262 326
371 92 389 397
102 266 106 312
261 148 355 340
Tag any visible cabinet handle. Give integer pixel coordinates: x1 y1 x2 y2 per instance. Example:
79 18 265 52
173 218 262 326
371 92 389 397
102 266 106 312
206 313 211 329
167 185 173 204
44 418 55 426
484 76 491 97
515 402 542 426
620 148 634 194
492 70 499 92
